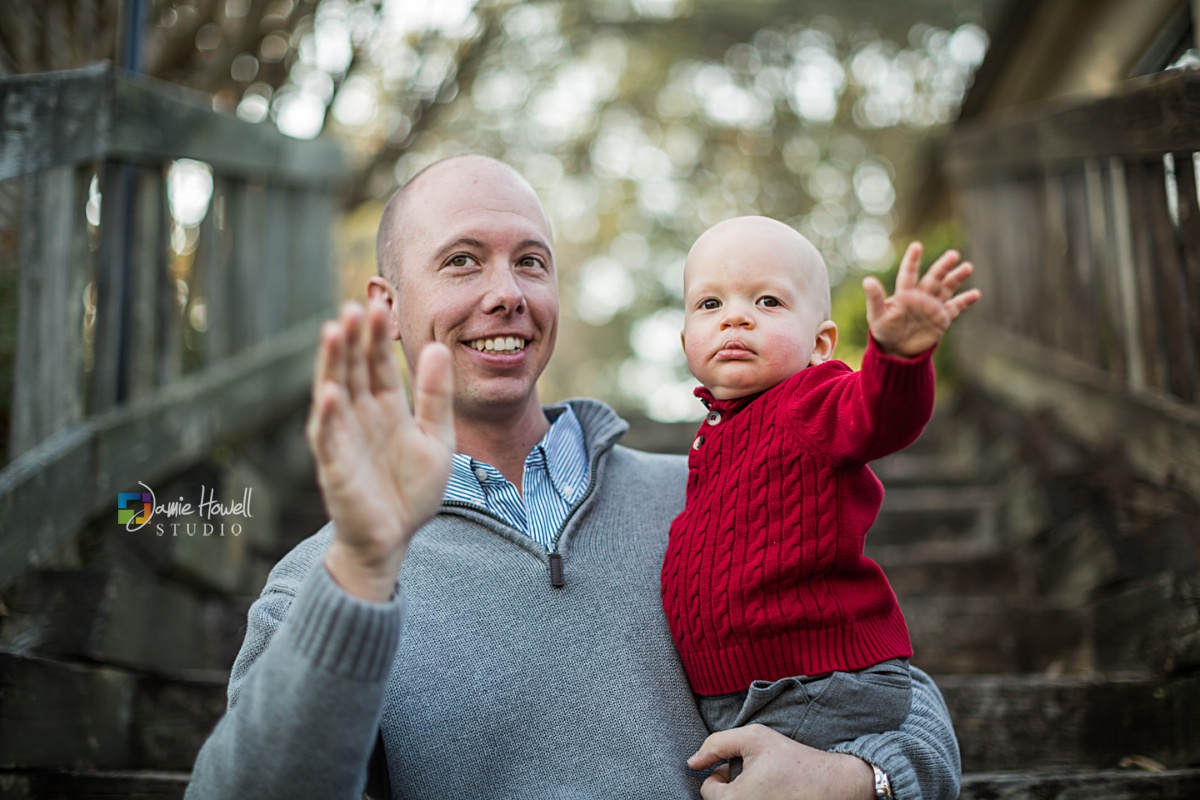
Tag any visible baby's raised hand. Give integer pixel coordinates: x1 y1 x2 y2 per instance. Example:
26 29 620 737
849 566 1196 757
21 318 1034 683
863 241 980 358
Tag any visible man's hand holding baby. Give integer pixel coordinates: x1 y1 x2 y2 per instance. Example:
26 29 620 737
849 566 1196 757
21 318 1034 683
863 241 981 358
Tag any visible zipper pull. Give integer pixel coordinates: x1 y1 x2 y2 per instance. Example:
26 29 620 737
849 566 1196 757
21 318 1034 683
549 552 565 588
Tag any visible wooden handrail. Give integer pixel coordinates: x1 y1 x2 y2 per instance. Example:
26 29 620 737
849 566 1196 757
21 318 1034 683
0 63 343 186
947 70 1200 183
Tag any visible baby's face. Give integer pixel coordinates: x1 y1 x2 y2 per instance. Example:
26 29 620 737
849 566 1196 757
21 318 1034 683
682 217 834 401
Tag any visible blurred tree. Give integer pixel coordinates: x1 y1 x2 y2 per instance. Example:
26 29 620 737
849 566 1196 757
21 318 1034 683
0 0 998 422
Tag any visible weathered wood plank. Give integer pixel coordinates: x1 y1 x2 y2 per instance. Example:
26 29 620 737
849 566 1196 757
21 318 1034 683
110 70 343 187
228 180 267 352
1108 157 1147 391
1142 157 1196 402
0 318 321 593
0 651 135 769
90 159 133 414
197 178 231 365
1125 158 1167 393
948 69 1200 182
9 165 87 459
0 63 111 182
1172 151 1200 398
0 64 343 186
953 323 1200 504
128 167 168 401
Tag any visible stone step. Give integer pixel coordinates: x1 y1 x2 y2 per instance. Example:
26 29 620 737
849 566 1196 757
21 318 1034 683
905 598 1086 674
0 569 245 676
869 485 997 546
868 540 1021 598
960 767 1200 799
0 769 189 799
939 673 1200 772
0 651 226 772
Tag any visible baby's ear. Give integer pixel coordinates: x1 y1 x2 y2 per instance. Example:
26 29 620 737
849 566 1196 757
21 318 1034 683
810 321 838 365
680 330 687 351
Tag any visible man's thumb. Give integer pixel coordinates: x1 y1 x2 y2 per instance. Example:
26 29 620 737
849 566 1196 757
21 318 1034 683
688 727 751 770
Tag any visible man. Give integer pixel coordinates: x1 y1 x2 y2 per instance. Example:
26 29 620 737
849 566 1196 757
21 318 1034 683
186 155 960 800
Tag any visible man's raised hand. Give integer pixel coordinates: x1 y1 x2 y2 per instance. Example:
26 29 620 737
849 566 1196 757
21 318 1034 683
306 301 455 602
863 241 981 358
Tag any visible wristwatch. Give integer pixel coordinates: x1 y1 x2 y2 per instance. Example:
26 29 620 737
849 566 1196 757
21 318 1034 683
872 764 894 799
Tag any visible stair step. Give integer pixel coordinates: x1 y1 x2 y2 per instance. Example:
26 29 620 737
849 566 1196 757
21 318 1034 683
872 451 987 488
0 651 226 772
870 486 996 545
0 769 189 799
960 767 1200 799
905 598 1085 674
868 541 1020 597
939 673 1200 772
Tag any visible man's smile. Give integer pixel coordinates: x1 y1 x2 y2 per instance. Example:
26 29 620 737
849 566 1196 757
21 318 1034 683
465 336 527 354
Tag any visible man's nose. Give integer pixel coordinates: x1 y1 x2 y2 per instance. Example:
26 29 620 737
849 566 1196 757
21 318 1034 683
482 265 526 314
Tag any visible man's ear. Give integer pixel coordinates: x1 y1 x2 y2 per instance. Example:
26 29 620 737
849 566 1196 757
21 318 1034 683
809 321 838 365
367 276 403 341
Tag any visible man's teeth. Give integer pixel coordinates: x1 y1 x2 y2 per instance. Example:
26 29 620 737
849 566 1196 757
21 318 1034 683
468 337 526 353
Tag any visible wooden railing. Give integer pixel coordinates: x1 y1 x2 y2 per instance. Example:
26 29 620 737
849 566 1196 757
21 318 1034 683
945 69 1200 497
0 63 342 591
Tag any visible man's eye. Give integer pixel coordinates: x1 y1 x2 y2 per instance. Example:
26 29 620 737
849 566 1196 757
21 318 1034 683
518 256 544 269
701 299 721 310
448 255 475 268
757 296 780 307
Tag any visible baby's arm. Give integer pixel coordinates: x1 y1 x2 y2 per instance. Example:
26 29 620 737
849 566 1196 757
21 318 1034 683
864 241 980 358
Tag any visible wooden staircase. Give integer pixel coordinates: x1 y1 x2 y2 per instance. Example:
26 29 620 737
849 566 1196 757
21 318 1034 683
868 394 1200 798
4 395 1199 798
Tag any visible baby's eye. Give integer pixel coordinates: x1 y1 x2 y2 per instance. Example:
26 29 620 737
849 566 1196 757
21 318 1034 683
757 296 781 307
700 298 721 310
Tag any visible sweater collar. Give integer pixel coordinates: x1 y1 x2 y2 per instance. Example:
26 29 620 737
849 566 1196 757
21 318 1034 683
693 384 765 414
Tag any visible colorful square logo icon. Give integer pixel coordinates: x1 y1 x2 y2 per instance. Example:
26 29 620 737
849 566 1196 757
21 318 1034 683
118 491 153 526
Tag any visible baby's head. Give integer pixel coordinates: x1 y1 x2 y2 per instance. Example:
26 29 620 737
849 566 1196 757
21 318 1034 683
681 216 838 401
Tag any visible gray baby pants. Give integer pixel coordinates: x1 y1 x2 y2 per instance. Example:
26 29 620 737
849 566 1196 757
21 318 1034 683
697 658 912 776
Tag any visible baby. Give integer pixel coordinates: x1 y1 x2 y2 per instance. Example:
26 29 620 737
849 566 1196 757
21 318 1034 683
661 216 979 778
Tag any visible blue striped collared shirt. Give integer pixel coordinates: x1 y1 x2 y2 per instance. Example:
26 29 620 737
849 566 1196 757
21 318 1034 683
443 406 590 551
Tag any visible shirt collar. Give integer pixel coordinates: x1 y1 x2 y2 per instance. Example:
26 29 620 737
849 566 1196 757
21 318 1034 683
444 405 589 506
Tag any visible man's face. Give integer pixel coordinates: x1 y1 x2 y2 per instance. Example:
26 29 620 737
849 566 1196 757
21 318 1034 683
378 158 558 422
681 218 833 400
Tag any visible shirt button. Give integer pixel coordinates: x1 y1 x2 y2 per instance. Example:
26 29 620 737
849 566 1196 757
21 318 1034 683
473 467 489 483
692 435 705 450
706 411 722 426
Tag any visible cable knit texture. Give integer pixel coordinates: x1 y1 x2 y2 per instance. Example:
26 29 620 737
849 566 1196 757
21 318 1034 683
186 398 959 800
662 338 935 695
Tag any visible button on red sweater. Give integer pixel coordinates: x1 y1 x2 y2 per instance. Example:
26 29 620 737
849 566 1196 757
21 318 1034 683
661 337 935 696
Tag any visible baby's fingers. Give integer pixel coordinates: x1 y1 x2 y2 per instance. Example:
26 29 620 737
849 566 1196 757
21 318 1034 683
862 276 887 323
920 249 962 292
945 287 982 319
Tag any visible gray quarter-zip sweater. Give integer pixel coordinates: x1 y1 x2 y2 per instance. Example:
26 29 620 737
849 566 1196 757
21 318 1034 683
186 399 960 799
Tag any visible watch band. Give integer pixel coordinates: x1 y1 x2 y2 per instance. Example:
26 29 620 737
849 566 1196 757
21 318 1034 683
872 764 894 799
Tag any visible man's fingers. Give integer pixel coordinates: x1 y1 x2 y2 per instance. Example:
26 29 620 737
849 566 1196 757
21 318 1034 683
688 726 756 771
862 277 887 323
308 381 347 463
342 303 370 399
413 342 456 449
366 300 401 393
895 241 923 291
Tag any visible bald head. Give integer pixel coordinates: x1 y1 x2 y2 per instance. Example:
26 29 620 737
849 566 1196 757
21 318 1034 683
376 155 548 288
685 215 830 319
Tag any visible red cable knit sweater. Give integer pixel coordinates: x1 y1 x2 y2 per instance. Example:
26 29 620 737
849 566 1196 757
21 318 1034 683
661 337 935 696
